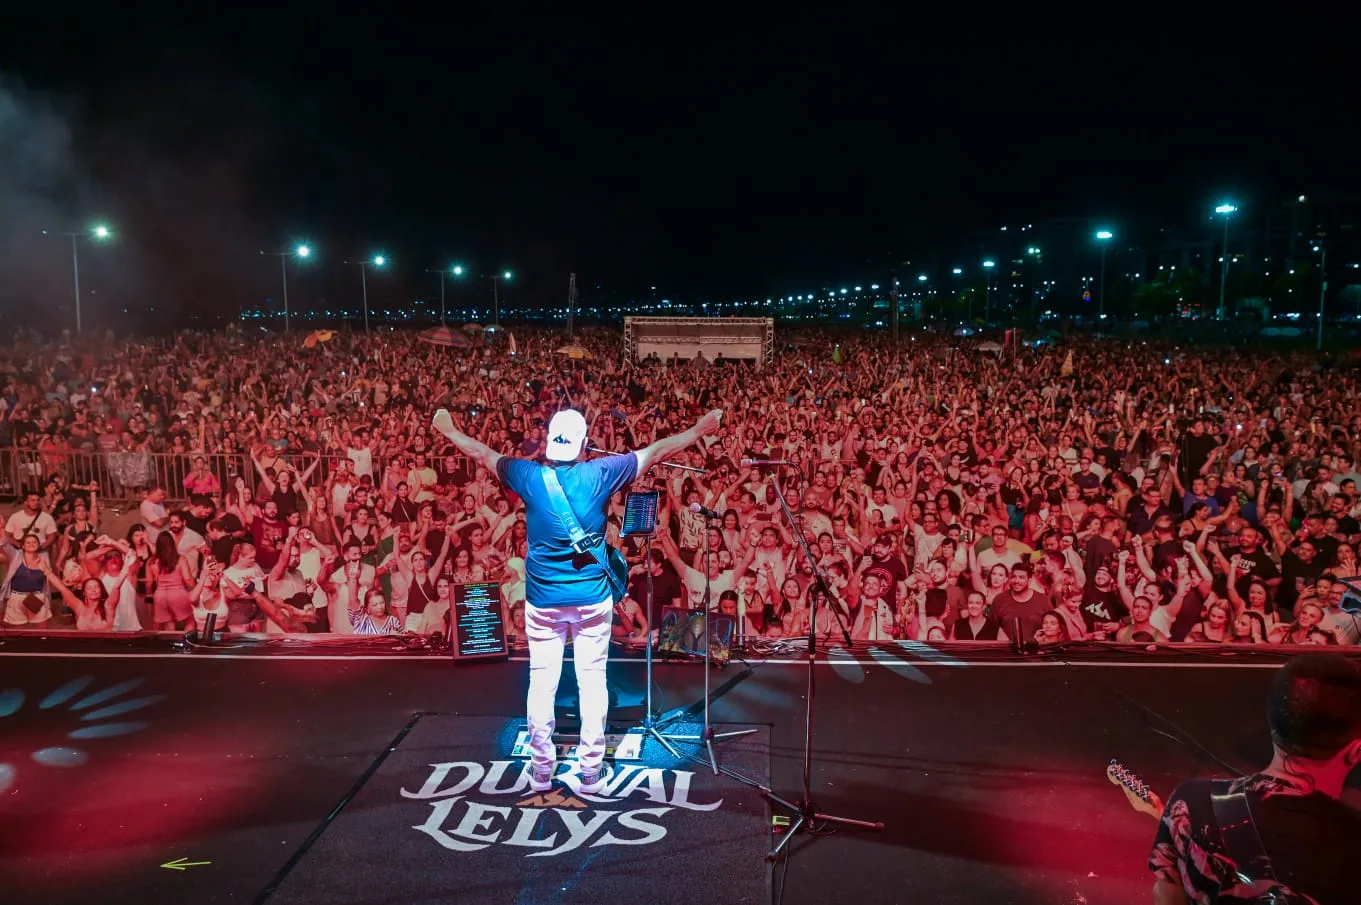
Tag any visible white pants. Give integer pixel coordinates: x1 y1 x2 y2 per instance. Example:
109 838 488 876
525 598 613 775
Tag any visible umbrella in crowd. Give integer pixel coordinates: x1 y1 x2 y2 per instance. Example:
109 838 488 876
418 325 471 347
462 323 484 333
302 329 335 349
976 341 1003 353
556 344 593 360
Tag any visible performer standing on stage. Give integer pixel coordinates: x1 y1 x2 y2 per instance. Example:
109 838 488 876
432 405 723 794
1148 653 1361 905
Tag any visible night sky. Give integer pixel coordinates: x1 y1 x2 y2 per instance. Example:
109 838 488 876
1 11 1357 328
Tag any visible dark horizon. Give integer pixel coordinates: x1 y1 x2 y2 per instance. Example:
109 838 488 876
2 11 1358 330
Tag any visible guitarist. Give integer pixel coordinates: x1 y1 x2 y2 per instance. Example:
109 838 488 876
1148 653 1361 905
432 405 723 796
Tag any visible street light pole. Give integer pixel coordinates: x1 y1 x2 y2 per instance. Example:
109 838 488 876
70 234 82 333
1094 231 1113 319
361 262 370 334
346 255 385 335
46 224 112 333
1316 244 1328 351
1214 204 1237 320
427 264 464 324
491 270 512 328
1218 216 1230 319
982 260 995 323
261 245 310 332
1099 246 1107 318
890 283 900 343
279 254 291 331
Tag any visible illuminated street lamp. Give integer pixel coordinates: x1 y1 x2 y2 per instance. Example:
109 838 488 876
43 222 114 332
1214 203 1237 319
982 260 996 322
260 243 311 332
426 263 466 324
491 270 513 327
345 254 388 334
1095 230 1114 318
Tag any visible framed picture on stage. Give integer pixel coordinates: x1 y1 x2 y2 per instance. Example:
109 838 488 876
658 606 735 664
451 581 509 662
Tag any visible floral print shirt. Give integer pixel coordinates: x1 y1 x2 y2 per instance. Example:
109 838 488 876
1149 772 1349 904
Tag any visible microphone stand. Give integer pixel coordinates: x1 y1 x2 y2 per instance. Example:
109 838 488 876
595 448 726 764
587 445 707 474
761 470 883 860
661 508 757 774
636 533 681 759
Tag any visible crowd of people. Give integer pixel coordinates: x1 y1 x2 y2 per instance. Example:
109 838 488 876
1 324 1359 648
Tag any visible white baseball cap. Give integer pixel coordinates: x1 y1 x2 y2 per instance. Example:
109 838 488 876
545 409 588 462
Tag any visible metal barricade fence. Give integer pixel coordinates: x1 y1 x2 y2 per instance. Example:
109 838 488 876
0 448 475 506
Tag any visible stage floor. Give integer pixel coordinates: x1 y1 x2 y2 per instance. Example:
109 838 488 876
1 640 1356 905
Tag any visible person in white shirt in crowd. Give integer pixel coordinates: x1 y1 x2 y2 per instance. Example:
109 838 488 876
99 543 143 631
851 573 895 641
346 428 378 480
407 455 439 504
976 523 1030 572
905 509 946 568
6 491 58 553
138 486 170 546
865 485 899 526
376 528 418 628
736 524 787 601
220 541 268 632
166 509 206 579
655 517 734 609
293 526 335 628
321 542 377 632
265 534 315 633
1311 575 1359 647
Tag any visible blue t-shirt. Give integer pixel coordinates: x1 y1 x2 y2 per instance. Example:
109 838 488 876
497 453 639 608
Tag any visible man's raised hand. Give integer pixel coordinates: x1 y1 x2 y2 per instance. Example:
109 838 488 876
697 409 724 437
431 408 456 439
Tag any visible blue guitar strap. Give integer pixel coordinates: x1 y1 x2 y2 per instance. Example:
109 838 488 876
541 466 624 600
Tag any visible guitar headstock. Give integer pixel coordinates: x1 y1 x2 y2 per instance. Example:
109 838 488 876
1107 759 1165 820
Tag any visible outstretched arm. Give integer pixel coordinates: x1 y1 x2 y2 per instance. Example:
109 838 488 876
432 409 503 475
635 410 723 475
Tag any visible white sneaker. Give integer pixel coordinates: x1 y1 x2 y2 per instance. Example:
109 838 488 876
528 765 555 792
578 763 612 795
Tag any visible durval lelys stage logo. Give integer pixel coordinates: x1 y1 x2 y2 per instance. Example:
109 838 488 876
402 760 722 857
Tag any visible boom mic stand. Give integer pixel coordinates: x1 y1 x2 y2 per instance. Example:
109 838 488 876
661 507 758 774
635 534 683 759
615 488 682 760
761 470 883 860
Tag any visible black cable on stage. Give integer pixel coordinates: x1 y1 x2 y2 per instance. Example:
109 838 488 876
1041 643 1246 777
252 711 424 903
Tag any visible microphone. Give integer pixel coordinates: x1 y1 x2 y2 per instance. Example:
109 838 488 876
689 502 722 519
740 458 795 468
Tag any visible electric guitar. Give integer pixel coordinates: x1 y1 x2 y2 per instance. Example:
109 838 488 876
1107 761 1320 905
566 529 628 601
602 543 630 602
1107 759 1165 820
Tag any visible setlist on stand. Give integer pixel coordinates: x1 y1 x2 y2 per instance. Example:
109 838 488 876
452 582 509 662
